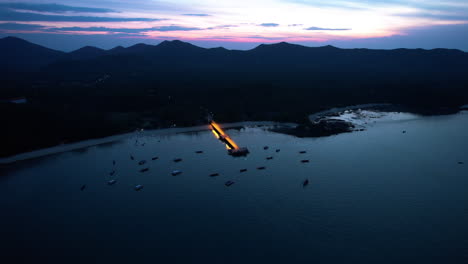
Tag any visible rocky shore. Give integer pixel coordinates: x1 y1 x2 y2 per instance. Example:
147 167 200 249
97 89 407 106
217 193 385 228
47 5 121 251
270 104 464 138
271 119 355 138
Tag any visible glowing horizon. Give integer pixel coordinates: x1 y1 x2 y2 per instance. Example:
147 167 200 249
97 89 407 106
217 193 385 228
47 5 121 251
1 1 467 51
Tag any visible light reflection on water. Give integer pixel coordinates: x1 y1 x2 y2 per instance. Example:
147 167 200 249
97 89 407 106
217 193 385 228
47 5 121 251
1 113 468 263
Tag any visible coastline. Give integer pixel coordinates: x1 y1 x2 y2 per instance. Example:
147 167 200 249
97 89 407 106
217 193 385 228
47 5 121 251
1 104 466 165
0 121 292 165
274 104 464 138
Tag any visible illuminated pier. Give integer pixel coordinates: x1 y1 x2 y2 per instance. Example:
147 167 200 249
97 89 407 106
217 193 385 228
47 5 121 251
209 121 249 156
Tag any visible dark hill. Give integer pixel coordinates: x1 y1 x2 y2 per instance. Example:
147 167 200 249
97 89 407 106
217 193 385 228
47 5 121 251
3 36 467 74
35 37 468 112
68 46 106 60
107 45 126 55
1 36 468 157
119 43 156 54
0 36 65 70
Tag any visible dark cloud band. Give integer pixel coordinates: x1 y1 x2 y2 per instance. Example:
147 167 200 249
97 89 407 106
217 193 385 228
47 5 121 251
54 26 202 33
0 22 47 31
0 23 203 34
0 3 162 22
260 23 280 27
0 3 116 13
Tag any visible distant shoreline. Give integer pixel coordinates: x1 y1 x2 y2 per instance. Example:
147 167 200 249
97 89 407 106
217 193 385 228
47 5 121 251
0 121 292 165
3 35 468 162
2 104 466 165
273 104 465 138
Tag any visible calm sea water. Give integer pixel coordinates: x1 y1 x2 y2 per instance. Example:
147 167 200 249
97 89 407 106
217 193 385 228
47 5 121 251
1 112 468 263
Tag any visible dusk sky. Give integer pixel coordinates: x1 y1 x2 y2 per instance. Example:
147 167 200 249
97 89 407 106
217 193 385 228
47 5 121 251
1 0 467 51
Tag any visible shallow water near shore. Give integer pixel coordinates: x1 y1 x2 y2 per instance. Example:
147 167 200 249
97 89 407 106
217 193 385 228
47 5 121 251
1 111 468 263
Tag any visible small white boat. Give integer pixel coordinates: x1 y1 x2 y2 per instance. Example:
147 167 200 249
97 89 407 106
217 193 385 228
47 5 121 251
108 179 117 185
172 170 182 176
